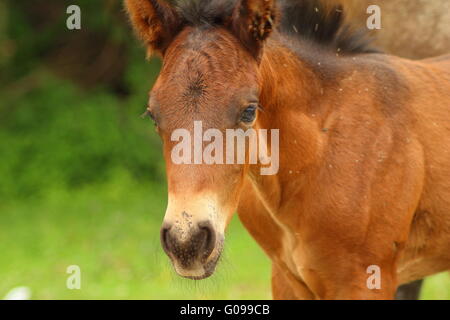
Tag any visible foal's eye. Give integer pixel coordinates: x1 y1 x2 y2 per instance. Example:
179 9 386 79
240 105 258 124
142 109 157 126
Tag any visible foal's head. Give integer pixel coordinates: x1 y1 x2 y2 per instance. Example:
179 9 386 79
125 0 277 279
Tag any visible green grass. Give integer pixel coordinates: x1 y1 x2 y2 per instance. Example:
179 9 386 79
421 273 450 300
0 171 449 299
0 171 271 299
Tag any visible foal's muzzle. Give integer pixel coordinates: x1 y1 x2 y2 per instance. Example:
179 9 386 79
160 220 222 279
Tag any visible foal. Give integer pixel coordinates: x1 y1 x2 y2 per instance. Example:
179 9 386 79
125 0 450 299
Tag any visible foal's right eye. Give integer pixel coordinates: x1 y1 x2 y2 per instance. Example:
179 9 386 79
240 105 257 124
142 109 159 133
142 109 156 124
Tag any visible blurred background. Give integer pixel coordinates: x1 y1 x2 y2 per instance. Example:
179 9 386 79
0 0 448 299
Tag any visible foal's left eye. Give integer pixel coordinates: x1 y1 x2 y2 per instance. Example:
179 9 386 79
240 105 258 124
142 109 156 125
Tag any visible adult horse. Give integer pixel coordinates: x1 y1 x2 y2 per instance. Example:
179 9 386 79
341 0 450 60
125 0 450 299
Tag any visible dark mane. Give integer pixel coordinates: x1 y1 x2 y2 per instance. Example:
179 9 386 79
172 0 377 54
278 0 377 54
174 0 236 26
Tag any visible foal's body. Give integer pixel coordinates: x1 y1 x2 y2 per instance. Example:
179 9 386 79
238 40 450 298
125 0 450 299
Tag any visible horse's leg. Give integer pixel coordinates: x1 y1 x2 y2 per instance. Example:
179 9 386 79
290 212 407 299
395 279 424 300
272 263 315 300
292 252 398 299
334 265 398 300
272 263 296 299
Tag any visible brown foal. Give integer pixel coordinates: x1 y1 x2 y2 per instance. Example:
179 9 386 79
125 0 450 299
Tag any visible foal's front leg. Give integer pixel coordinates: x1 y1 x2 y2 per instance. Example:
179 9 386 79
290 211 405 299
272 262 315 299
289 205 408 299
292 244 400 299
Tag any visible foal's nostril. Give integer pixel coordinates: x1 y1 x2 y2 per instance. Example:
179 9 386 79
198 221 216 261
160 223 172 255
160 220 217 267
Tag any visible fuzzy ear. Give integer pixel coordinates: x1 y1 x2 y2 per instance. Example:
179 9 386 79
124 0 182 57
231 0 278 59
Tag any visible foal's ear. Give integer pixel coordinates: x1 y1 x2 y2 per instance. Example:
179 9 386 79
230 0 278 59
124 0 182 57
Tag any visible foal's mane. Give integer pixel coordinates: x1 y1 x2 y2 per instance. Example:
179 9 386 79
171 0 377 54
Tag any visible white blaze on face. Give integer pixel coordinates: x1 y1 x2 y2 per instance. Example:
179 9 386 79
164 192 225 236
162 192 226 278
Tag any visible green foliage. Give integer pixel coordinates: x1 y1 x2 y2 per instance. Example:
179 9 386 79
0 1 164 200
0 70 165 199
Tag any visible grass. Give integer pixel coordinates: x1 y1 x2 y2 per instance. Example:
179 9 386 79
0 171 271 300
0 171 449 300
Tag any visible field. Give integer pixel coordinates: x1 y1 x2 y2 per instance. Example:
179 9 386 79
0 173 272 300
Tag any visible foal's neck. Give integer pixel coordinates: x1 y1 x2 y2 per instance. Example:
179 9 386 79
249 40 347 210
259 42 321 112
259 38 345 119
258 40 338 161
